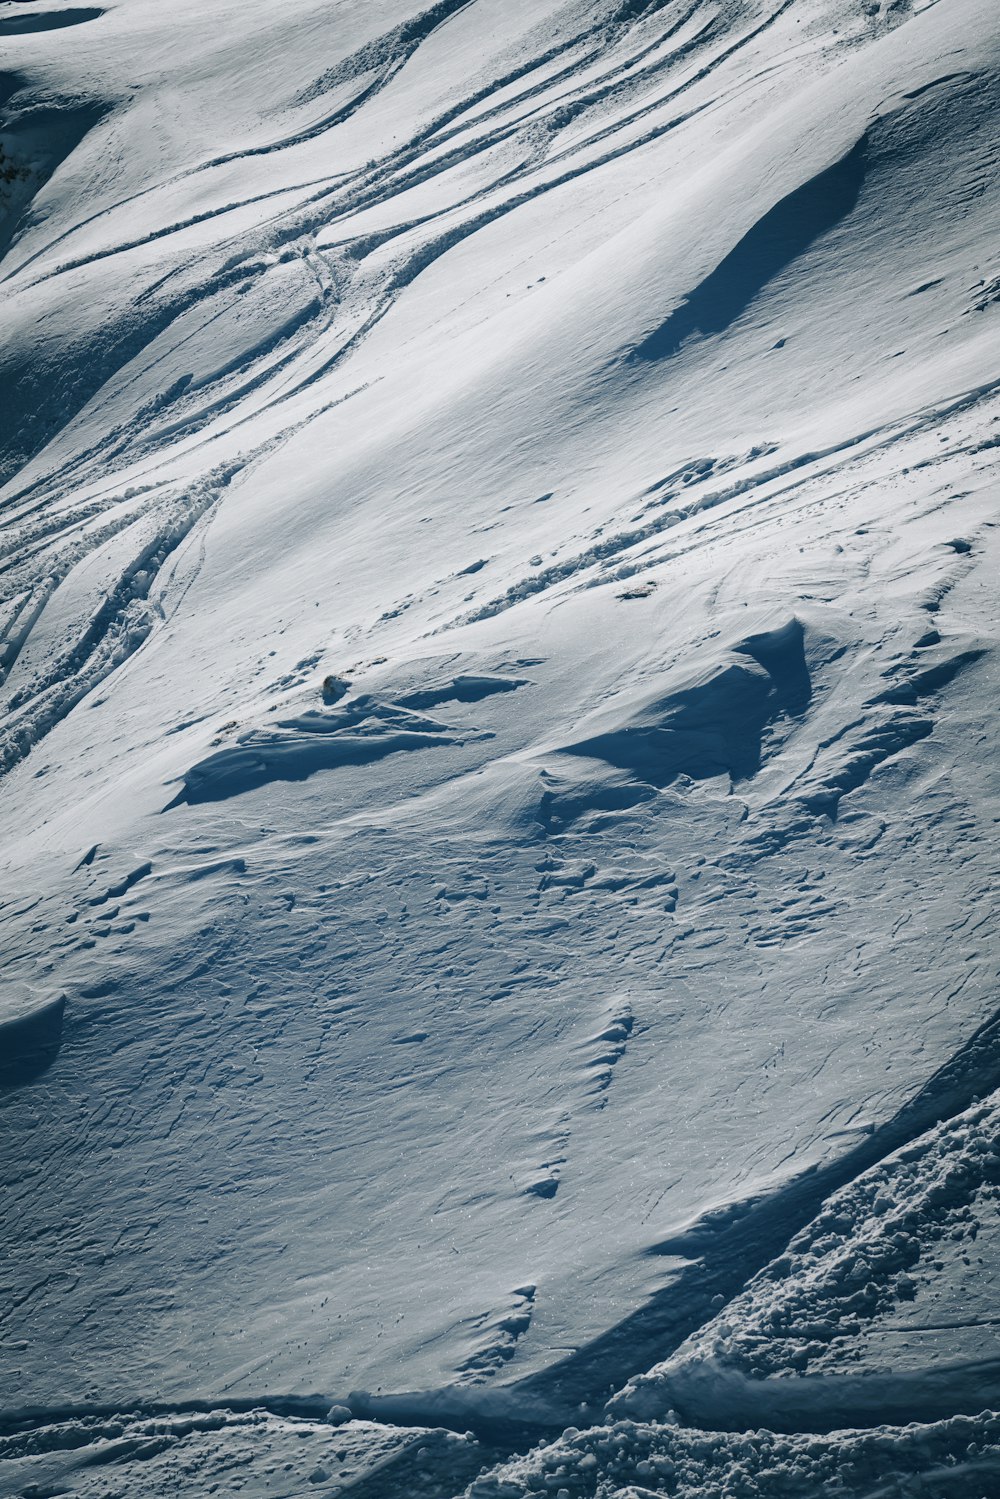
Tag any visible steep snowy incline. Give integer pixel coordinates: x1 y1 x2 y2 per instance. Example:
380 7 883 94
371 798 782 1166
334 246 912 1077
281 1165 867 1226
1 0 999 1494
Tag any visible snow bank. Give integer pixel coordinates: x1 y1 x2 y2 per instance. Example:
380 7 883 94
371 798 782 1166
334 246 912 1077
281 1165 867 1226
470 1411 1000 1498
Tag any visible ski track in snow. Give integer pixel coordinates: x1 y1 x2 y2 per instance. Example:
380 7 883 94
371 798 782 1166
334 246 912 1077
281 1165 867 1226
1 0 1000 1495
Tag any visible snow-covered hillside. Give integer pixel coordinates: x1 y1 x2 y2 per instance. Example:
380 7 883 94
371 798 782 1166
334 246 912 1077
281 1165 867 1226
1 0 998 1494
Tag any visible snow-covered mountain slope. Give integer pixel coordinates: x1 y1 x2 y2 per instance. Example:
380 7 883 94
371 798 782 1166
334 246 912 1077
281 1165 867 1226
1 0 998 1494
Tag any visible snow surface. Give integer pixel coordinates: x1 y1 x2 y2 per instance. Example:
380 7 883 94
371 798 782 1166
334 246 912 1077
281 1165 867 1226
1 0 999 1493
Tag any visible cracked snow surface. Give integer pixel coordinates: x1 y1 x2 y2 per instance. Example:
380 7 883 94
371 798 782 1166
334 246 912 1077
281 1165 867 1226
1 0 999 1494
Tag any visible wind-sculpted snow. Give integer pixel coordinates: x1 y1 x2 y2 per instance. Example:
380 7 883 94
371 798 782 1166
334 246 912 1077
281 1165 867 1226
0 0 999 1495
172 709 465 805
560 618 814 787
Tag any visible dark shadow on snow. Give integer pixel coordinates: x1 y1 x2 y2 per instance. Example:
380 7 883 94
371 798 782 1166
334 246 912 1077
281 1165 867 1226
0 97 108 268
561 618 811 788
167 729 458 807
737 617 811 716
0 9 102 35
0 993 65 1089
631 135 868 362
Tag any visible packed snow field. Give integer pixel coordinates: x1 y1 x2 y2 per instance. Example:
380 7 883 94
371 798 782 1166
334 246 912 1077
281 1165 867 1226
1 0 998 1493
